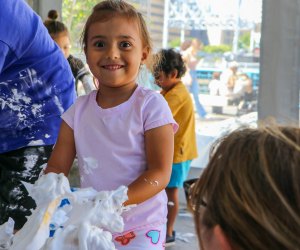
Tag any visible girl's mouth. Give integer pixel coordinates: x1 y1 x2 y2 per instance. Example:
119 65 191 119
102 65 123 70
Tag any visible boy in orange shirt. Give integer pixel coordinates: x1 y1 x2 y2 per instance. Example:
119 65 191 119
153 49 198 246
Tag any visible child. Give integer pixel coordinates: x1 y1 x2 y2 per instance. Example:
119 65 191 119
192 125 300 250
208 71 221 96
153 49 198 246
44 10 95 95
44 1 177 249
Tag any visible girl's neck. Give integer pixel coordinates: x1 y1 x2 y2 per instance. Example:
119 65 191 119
96 83 138 109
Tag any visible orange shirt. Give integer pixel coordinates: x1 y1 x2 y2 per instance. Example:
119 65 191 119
162 81 198 163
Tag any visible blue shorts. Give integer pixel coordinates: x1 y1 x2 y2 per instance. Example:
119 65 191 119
167 160 192 188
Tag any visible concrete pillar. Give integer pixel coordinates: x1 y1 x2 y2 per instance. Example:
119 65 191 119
258 0 300 125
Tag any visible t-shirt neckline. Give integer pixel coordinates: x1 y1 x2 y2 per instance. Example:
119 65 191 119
92 85 140 116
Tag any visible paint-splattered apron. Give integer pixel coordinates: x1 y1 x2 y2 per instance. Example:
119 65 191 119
0 145 52 230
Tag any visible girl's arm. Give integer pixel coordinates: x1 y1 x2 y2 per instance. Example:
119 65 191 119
44 121 76 176
124 124 174 205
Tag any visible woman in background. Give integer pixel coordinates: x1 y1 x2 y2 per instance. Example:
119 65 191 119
181 39 207 119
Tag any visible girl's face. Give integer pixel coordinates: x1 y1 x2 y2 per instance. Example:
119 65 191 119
85 15 148 89
54 34 71 59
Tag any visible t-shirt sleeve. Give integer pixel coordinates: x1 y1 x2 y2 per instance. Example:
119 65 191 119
61 103 76 130
143 92 178 133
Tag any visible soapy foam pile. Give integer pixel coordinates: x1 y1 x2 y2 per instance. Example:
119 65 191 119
0 173 129 250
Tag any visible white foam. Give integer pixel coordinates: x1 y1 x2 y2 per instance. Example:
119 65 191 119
7 173 128 250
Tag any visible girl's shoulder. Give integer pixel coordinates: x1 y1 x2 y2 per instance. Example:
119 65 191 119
135 85 166 105
73 90 97 107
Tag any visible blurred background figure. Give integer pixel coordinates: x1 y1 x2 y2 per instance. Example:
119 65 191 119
153 48 198 246
208 71 222 96
235 73 255 114
44 10 95 96
181 38 207 119
220 61 239 96
233 73 252 97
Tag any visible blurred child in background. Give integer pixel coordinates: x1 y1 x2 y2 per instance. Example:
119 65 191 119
44 10 95 95
153 48 198 246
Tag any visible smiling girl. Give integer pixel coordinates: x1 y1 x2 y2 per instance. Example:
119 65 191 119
44 1 177 249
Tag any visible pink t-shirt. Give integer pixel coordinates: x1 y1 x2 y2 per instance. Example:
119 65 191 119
62 86 178 232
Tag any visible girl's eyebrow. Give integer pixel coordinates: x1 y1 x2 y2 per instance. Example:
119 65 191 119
90 35 135 41
118 35 135 41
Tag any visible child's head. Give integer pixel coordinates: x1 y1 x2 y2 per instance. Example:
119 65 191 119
192 125 300 250
212 72 220 80
153 49 186 91
191 38 202 50
44 12 70 59
80 0 152 88
180 40 192 51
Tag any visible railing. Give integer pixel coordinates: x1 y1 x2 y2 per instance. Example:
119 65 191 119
196 66 260 93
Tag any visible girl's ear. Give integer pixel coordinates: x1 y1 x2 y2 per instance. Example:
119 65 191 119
141 46 150 63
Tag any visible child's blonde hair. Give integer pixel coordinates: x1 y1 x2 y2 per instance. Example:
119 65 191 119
192 125 300 250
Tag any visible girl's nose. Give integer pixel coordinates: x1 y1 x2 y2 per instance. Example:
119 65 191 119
106 45 119 59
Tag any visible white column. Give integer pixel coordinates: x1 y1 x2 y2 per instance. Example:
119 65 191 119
162 0 169 48
258 0 300 125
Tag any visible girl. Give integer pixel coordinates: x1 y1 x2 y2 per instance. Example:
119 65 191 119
44 10 95 95
153 49 198 246
44 1 177 249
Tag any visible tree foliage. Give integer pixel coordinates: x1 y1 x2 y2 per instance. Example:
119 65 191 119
202 44 232 54
62 0 99 53
238 31 251 50
168 38 181 49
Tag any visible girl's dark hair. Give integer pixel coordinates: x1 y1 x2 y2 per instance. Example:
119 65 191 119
47 9 59 20
153 49 186 78
44 10 68 39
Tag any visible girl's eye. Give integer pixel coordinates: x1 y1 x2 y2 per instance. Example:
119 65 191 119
94 41 104 48
120 41 131 48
